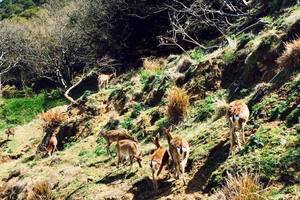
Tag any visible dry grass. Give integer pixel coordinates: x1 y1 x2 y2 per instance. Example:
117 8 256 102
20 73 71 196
214 173 265 200
143 57 166 72
277 38 300 69
26 181 53 200
39 109 65 127
167 87 189 123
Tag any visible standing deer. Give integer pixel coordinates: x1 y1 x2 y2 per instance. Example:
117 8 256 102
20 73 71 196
149 136 170 191
98 72 116 89
163 127 189 185
116 139 142 169
5 128 15 139
99 128 137 156
46 134 58 156
226 100 250 153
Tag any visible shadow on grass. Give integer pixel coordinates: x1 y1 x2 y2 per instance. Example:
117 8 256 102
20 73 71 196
128 176 175 200
186 140 230 194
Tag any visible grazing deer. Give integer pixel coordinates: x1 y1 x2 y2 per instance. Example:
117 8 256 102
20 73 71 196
227 100 250 153
150 136 170 191
99 128 137 156
98 72 116 89
163 127 189 185
5 128 15 139
46 134 58 156
116 139 142 169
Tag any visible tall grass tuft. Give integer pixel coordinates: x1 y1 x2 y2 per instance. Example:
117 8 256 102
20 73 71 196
39 109 65 128
277 38 300 69
214 173 265 200
27 181 53 200
167 87 189 124
143 57 166 72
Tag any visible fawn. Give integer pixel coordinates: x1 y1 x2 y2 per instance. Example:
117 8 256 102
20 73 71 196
226 100 250 153
149 136 170 191
98 72 116 89
99 128 137 156
5 128 15 139
46 134 58 156
163 127 189 185
116 139 142 169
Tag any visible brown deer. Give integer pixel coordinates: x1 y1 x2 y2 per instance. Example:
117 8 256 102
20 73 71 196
98 72 116 89
99 128 137 156
149 136 170 191
116 139 142 169
46 134 58 156
226 100 250 153
163 127 189 185
5 128 15 139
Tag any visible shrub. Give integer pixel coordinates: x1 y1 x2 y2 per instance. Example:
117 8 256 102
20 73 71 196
27 180 53 200
130 103 143 119
167 87 189 123
39 109 65 128
1 85 18 98
143 57 166 72
190 48 204 62
223 49 236 64
120 116 134 130
195 96 215 122
214 173 265 200
277 38 300 69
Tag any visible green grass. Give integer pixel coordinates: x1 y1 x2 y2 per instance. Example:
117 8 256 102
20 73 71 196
0 92 68 131
223 49 236 64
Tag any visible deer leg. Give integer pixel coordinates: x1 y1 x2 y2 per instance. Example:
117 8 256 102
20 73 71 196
106 142 111 156
152 171 158 192
241 122 246 144
235 131 242 151
230 127 235 155
181 161 187 185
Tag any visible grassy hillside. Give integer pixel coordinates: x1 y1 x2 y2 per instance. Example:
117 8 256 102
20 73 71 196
0 1 299 200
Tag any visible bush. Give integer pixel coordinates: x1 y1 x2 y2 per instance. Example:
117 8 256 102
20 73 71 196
223 49 236 64
1 85 18 98
277 38 300 69
167 87 189 124
195 96 215 122
214 173 265 200
26 180 53 200
39 109 65 128
143 57 166 72
190 48 204 62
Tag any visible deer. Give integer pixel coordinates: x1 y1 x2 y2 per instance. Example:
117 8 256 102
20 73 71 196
98 71 116 89
163 127 189 185
116 139 142 170
149 136 170 191
5 128 15 139
46 134 58 156
226 100 250 153
99 128 137 156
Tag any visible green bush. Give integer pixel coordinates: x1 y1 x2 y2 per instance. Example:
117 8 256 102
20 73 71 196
223 49 236 64
190 48 204 62
130 103 143 119
195 96 215 122
120 116 133 130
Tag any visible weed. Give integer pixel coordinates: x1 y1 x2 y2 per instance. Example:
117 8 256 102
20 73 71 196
130 103 144 119
223 49 236 64
120 116 134 130
143 57 166 72
190 48 204 62
167 87 189 124
277 38 300 69
214 173 265 200
195 96 215 122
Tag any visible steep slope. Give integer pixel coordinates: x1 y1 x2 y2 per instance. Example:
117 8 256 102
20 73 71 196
0 3 300 200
